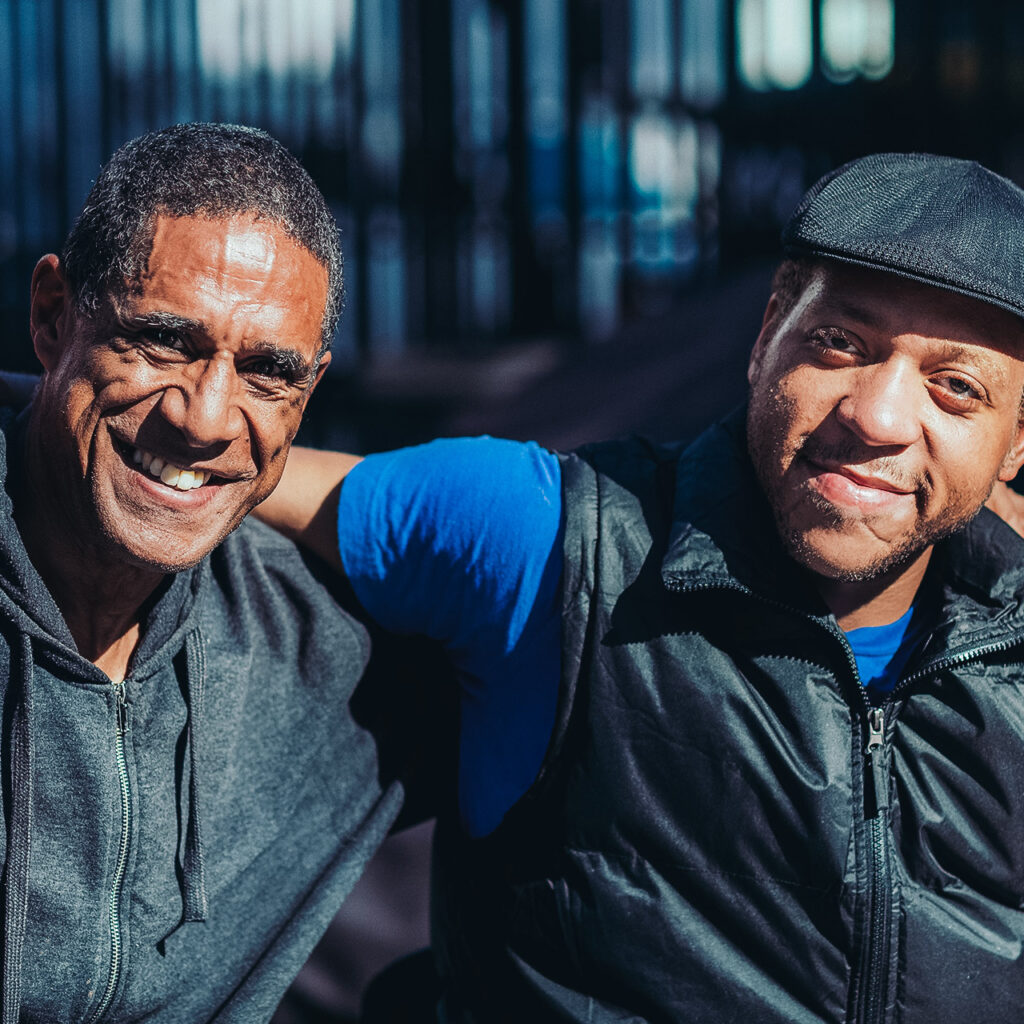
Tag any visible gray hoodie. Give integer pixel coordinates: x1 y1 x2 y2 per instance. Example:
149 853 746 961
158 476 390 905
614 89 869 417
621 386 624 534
0 410 405 1022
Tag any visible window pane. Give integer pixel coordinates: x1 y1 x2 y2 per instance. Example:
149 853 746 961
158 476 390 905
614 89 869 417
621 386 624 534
737 0 812 91
821 0 893 82
681 0 726 107
631 0 673 99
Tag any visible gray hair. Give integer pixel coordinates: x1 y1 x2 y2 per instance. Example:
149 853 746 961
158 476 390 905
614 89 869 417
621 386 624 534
60 122 343 359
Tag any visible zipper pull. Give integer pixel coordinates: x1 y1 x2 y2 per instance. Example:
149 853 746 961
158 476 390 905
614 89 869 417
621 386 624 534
114 681 128 736
866 706 888 815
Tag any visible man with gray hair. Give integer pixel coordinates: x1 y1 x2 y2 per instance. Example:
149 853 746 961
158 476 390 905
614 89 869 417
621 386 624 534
0 123 419 1023
264 153 1024 1023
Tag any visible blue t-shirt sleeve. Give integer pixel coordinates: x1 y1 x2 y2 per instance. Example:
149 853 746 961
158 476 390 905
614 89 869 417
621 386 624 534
336 436 563 837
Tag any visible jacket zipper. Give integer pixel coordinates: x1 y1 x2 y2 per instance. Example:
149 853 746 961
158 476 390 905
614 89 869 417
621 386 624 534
854 632 1024 1024
861 705 891 1024
86 681 131 1024
791 603 893 1024
665 576 1024 1024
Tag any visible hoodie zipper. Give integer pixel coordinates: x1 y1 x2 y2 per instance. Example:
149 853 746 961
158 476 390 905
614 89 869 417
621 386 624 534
665 576 1024 1024
86 681 131 1024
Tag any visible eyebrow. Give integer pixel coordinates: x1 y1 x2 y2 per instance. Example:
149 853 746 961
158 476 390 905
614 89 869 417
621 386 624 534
245 341 315 379
115 310 208 334
115 312 316 378
816 297 888 331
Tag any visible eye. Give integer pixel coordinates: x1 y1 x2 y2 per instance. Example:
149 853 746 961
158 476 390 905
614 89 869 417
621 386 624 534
808 326 861 360
120 329 192 367
245 357 291 380
141 329 190 356
945 377 980 398
246 358 280 377
930 373 984 408
240 354 310 392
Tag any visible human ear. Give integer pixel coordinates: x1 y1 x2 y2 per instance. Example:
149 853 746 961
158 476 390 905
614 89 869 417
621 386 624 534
997 414 1024 482
29 255 70 372
302 350 332 405
748 294 780 387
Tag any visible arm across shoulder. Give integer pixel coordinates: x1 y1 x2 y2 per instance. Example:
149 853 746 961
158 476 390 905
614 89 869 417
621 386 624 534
253 446 363 570
257 435 565 837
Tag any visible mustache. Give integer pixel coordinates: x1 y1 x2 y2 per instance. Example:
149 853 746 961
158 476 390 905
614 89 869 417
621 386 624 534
797 434 924 493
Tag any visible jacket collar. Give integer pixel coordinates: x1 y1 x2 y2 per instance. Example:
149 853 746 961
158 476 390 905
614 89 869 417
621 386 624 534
661 406 1024 655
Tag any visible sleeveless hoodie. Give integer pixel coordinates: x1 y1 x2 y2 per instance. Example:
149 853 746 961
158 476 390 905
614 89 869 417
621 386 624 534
433 409 1024 1024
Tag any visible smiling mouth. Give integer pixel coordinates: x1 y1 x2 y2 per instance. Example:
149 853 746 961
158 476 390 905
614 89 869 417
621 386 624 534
821 465 914 495
799 460 920 519
126 444 213 492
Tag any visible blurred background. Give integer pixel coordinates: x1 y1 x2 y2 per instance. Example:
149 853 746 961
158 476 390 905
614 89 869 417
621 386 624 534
6 0 1024 454
1 0 1020 1019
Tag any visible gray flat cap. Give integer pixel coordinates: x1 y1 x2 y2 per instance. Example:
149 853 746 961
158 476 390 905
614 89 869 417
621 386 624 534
782 152 1024 320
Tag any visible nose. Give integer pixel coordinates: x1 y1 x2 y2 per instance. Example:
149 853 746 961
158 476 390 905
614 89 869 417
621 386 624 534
158 355 246 448
834 360 923 449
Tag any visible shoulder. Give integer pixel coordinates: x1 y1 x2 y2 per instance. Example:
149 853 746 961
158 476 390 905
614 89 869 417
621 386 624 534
340 436 561 571
206 517 370 669
350 436 559 508
562 436 686 539
566 436 687 499
216 514 319 573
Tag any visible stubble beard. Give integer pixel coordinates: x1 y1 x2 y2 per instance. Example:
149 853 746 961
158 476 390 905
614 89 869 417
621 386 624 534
746 388 991 585
773 483 987 583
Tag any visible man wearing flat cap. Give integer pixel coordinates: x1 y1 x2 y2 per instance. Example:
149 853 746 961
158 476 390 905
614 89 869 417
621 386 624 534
262 153 1024 1023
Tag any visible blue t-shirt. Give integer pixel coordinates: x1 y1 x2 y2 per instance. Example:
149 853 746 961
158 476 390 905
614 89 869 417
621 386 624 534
846 604 919 697
337 437 563 838
337 436 925 837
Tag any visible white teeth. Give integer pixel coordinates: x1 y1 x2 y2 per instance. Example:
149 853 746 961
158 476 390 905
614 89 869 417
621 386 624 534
130 447 211 491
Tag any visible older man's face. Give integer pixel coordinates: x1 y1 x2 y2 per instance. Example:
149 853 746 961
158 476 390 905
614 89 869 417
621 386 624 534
31 213 330 572
747 263 1024 583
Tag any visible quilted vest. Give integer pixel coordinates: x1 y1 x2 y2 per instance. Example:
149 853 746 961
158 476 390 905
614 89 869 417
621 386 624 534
432 411 1024 1024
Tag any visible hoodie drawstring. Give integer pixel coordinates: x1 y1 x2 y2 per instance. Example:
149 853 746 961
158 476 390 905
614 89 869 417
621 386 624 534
2 633 33 1024
182 629 208 923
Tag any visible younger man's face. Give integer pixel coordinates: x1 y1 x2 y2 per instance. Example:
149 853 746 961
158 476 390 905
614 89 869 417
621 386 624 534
747 263 1024 583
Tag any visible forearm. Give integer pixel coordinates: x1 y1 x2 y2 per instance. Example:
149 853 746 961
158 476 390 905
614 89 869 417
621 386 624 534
255 446 362 570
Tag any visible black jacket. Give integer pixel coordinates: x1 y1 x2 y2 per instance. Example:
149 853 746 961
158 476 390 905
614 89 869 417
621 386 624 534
434 410 1024 1024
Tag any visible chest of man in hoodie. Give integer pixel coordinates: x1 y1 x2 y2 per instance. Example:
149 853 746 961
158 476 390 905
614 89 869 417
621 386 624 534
0 505 406 1023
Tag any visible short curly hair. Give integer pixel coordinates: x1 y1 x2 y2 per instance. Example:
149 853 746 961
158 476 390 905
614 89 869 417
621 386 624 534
60 123 343 360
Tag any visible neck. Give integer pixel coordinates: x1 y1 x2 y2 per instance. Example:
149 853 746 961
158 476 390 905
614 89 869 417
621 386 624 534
14 429 165 681
817 548 932 632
